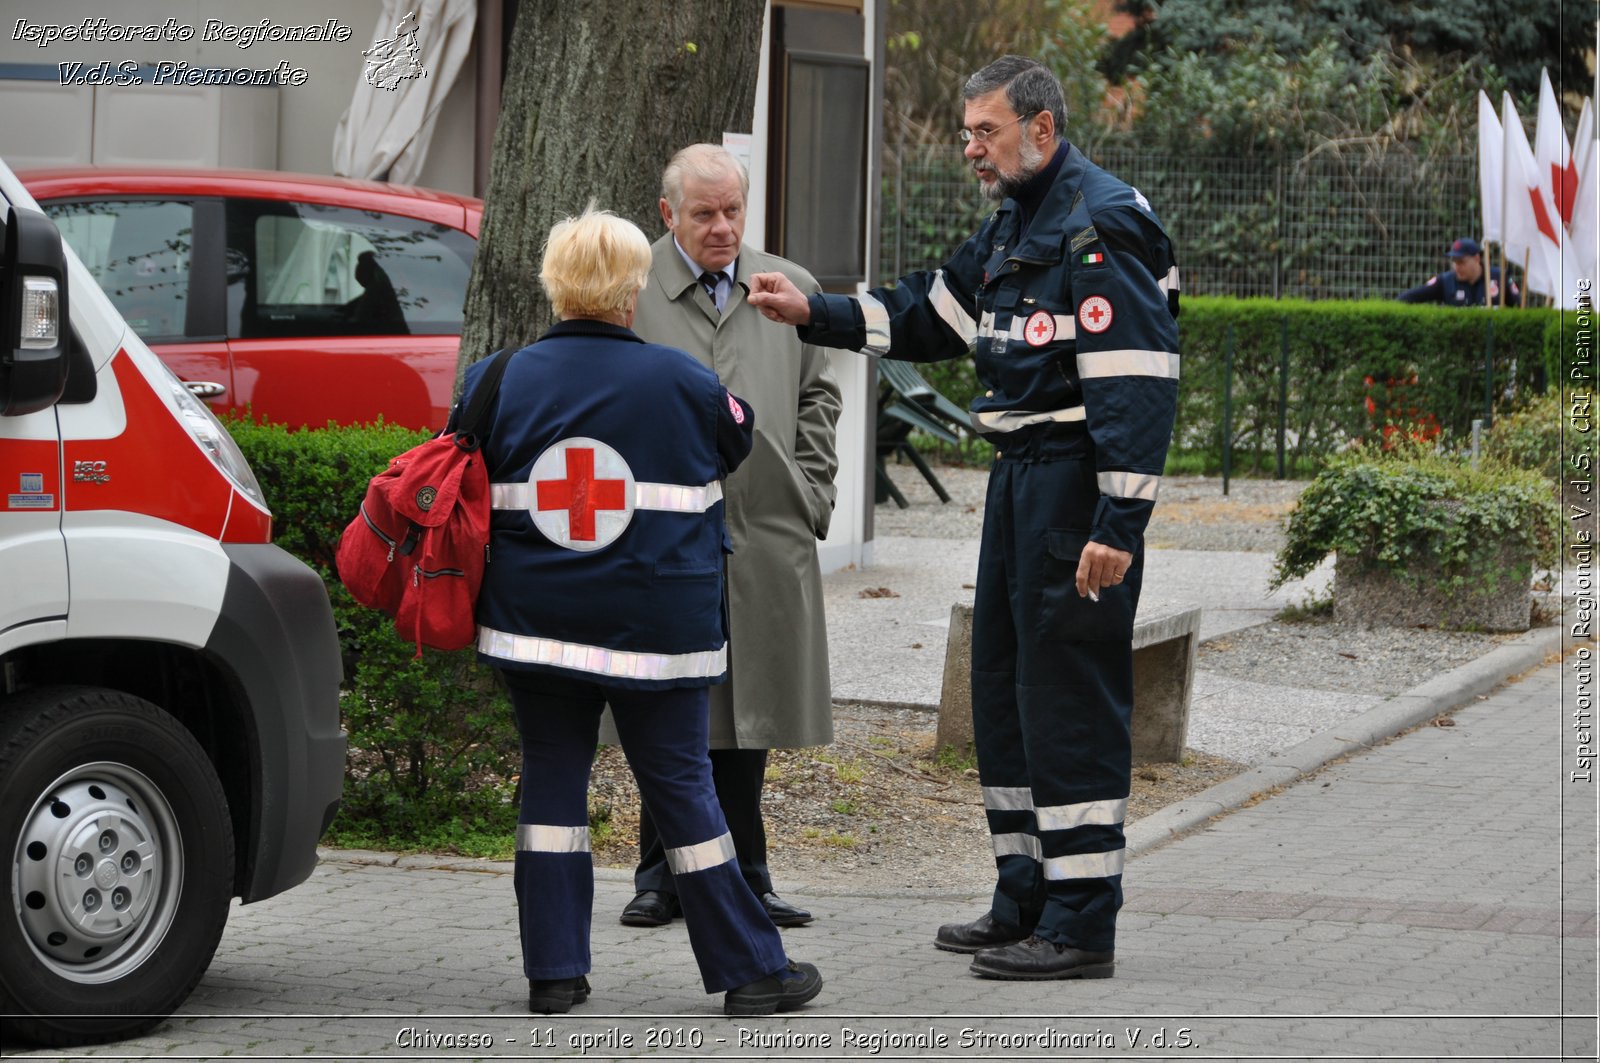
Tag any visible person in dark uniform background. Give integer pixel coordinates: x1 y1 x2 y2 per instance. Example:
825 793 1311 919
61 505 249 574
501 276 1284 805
464 207 823 1017
750 55 1180 982
1397 237 1519 307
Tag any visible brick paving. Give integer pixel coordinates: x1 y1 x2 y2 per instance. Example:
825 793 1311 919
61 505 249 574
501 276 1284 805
12 660 1593 1062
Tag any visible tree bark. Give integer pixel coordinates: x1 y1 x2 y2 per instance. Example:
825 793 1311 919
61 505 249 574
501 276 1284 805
457 1 767 390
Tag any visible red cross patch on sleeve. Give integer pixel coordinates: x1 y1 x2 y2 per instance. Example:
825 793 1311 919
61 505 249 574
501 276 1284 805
1078 295 1114 334
727 392 746 424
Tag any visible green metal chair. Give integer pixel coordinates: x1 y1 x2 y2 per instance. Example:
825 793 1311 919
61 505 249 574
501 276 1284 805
875 359 970 508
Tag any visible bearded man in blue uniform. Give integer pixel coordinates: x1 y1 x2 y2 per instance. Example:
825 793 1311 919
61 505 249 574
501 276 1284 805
751 55 1180 980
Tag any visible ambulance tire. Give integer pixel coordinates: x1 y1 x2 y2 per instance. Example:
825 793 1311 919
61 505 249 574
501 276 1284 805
0 686 233 1047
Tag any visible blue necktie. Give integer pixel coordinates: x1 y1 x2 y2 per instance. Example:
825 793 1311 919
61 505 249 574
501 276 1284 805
699 270 722 312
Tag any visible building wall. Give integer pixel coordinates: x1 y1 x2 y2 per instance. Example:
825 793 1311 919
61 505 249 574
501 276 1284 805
0 0 477 193
0 0 879 571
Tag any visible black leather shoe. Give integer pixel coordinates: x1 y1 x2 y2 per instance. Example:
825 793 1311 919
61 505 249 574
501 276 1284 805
528 974 590 1013
723 960 823 1016
968 936 1115 980
933 911 1028 954
761 891 813 927
619 890 679 927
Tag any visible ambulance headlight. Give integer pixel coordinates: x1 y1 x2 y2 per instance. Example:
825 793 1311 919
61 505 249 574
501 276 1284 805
168 378 266 506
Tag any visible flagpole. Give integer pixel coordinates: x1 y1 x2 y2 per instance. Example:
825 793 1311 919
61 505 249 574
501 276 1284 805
1502 91 1513 306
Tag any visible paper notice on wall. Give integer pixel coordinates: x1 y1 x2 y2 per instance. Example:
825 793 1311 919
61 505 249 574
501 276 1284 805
722 132 752 175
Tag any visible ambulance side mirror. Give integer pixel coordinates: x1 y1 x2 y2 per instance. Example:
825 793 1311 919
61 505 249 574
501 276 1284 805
0 205 70 416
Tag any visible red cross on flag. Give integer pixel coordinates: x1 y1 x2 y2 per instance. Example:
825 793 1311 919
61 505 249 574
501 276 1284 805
1503 89 1578 306
1536 70 1578 229
529 437 635 551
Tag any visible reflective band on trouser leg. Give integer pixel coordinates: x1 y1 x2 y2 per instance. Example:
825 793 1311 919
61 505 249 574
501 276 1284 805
504 680 602 981
970 463 1045 932
664 831 737 875
604 684 786 994
518 823 591 854
1019 650 1134 953
1035 797 1126 832
1044 848 1126 880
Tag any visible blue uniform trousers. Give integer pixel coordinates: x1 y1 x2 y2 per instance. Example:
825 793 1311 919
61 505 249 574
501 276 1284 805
503 672 787 992
971 452 1140 953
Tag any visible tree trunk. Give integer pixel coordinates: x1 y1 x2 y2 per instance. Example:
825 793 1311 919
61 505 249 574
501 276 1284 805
457 1 767 391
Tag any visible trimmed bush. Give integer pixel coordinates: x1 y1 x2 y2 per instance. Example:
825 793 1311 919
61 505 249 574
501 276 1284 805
1271 443 1561 630
226 418 520 854
901 297 1573 476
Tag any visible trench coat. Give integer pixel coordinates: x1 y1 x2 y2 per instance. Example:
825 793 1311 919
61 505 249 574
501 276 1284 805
605 235 842 749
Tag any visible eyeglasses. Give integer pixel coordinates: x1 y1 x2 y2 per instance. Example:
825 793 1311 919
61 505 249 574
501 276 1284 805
959 112 1036 144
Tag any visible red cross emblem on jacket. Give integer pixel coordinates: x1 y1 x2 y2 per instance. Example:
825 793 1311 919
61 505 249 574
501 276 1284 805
529 437 636 551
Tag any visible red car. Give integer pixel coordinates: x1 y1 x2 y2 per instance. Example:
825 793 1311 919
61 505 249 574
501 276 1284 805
20 167 482 431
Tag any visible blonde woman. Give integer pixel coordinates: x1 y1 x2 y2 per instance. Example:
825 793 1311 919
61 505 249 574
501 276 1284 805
461 207 822 1016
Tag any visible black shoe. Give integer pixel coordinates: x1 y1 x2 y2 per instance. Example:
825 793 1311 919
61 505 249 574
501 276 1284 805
933 911 1029 954
723 960 823 1016
968 936 1115 980
761 891 814 927
620 890 679 927
528 975 590 1013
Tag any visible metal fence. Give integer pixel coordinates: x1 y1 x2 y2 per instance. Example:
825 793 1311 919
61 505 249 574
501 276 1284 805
879 146 1480 300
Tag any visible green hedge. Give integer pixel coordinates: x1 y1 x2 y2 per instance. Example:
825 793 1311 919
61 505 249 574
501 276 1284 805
911 297 1576 475
226 418 521 854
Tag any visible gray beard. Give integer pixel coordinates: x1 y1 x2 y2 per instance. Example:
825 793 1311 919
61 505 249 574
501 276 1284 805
979 135 1046 202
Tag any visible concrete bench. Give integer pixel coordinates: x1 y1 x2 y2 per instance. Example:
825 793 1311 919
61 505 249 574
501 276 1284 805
934 601 1203 765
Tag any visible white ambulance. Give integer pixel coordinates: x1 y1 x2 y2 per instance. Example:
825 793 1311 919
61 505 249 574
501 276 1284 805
0 159 345 1045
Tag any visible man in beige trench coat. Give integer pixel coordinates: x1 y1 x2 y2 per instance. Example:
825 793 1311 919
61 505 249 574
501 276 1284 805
614 143 842 930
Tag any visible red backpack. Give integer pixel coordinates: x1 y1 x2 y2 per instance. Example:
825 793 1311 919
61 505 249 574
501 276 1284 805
336 349 513 654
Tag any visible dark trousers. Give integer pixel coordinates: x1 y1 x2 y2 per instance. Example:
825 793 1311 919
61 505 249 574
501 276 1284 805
503 672 785 993
634 747 771 897
971 456 1139 953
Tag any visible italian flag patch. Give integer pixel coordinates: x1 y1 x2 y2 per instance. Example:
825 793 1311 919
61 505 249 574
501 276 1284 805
1080 252 1105 265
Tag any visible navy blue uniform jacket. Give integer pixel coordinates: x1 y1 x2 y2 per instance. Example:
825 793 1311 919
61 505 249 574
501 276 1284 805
466 319 754 689
1397 266 1518 307
802 142 1180 553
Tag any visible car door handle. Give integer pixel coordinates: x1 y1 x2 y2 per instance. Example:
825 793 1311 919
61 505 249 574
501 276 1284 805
184 381 227 399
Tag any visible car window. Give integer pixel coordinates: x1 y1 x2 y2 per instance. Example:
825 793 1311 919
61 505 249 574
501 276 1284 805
44 200 193 341
227 201 473 339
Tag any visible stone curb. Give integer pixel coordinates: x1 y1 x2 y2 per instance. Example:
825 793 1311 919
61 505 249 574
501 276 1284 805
1124 622 1567 857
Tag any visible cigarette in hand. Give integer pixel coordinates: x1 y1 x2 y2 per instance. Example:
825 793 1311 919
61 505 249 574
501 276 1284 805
1088 590 1100 603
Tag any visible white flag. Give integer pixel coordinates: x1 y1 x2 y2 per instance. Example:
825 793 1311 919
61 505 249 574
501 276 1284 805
1478 90 1504 244
1503 91 1575 305
1535 69 1578 232
1573 97 1599 293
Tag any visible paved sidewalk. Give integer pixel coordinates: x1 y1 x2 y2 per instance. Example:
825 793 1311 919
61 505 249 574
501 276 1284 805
15 660 1592 1061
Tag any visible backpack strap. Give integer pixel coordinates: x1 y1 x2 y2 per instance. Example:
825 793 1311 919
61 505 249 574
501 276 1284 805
452 347 515 453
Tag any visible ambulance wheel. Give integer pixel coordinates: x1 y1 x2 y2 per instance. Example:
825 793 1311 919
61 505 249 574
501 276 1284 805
0 687 233 1046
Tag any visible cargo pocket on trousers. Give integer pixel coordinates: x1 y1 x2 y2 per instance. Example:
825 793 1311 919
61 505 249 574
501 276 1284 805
1038 528 1134 643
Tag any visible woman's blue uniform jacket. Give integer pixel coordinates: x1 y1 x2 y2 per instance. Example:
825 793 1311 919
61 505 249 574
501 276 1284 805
801 141 1180 555
465 319 755 689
